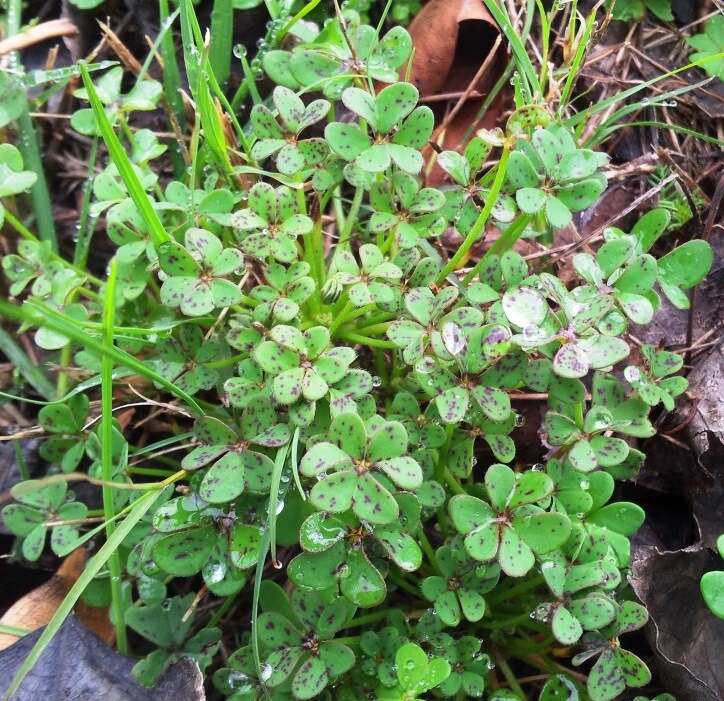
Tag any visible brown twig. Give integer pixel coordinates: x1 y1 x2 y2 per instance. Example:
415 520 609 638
0 19 77 55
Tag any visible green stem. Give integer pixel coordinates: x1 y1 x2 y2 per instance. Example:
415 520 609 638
387 570 421 598
443 468 468 496
437 146 511 284
352 321 391 336
488 575 544 606
207 592 239 628
73 138 99 270
492 648 528 700
339 186 364 249
463 213 532 284
0 624 30 637
101 260 128 655
6 0 57 251
345 609 392 629
417 527 440 574
335 332 396 349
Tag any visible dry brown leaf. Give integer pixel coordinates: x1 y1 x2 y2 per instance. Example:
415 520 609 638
408 0 507 176
0 549 114 650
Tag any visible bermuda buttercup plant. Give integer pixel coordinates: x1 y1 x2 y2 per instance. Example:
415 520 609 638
0 3 715 701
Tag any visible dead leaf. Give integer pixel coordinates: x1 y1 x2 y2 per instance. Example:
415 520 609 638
407 0 506 173
683 343 724 550
630 544 724 701
0 549 114 650
0 614 205 701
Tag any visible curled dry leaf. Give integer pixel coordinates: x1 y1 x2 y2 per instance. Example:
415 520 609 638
0 614 205 701
0 549 114 650
683 343 724 549
407 0 505 173
630 544 724 701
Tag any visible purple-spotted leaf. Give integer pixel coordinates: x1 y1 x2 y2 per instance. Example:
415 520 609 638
471 385 511 422
449 495 495 533
309 469 356 513
502 286 547 327
553 343 590 378
376 456 423 490
485 464 516 511
199 452 245 503
552 605 583 644
578 335 629 369
514 512 571 553
375 82 418 134
300 441 351 477
325 122 371 161
341 548 386 608
498 525 535 576
353 472 399 524
292 655 329 700
153 527 216 576
330 412 366 459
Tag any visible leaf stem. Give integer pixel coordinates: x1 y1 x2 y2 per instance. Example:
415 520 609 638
101 260 128 654
437 146 511 284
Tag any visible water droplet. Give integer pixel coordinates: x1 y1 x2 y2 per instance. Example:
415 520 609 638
260 663 273 682
228 671 252 691
371 376 381 388
514 414 525 427
207 563 226 583
531 463 544 472
317 471 328 481
275 501 285 515
541 560 555 571
272 559 283 570
471 457 478 466
161 599 172 611
233 44 247 59
579 480 590 490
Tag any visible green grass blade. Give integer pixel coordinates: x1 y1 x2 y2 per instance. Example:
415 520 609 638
78 63 170 248
1 488 164 700
72 138 99 269
482 0 541 98
210 0 234 85
591 120 724 148
558 7 596 113
253 443 290 691
100 260 128 654
0 327 55 400
0 300 205 416
6 0 57 251
563 55 723 128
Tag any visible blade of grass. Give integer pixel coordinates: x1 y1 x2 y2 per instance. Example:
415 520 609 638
210 0 233 85
0 327 54 400
591 120 724 147
72 138 99 270
253 443 290 693
558 2 599 113
100 259 127 654
6 0 57 251
482 0 541 98
78 62 170 248
437 145 512 284
463 213 533 284
562 55 723 128
1 486 168 700
584 77 715 145
0 299 204 416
